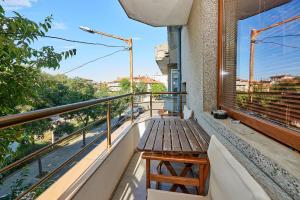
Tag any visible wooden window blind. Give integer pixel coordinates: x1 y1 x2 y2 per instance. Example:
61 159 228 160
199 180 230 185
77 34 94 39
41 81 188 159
220 0 300 149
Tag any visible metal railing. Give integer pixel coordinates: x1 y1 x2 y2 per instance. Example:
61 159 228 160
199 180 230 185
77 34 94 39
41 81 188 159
236 91 300 131
0 91 186 200
135 91 186 118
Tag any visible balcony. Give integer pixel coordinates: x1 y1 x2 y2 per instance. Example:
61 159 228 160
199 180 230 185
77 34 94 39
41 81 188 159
0 90 298 200
155 43 169 75
1 0 300 199
0 92 187 200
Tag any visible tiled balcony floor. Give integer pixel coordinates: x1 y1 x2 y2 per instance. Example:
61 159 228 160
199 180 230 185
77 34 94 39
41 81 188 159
112 152 199 200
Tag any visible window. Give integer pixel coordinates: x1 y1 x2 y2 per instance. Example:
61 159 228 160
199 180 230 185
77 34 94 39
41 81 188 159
171 69 179 92
220 0 300 150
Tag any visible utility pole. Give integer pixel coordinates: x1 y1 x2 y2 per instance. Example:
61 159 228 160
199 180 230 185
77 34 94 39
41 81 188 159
128 38 133 93
248 15 300 100
249 29 259 95
79 26 134 93
80 26 135 122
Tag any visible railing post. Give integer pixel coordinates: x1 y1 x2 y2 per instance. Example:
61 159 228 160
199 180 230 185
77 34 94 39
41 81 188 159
150 93 153 117
106 101 111 148
82 131 86 147
286 104 290 126
131 94 134 123
37 157 43 177
179 94 183 119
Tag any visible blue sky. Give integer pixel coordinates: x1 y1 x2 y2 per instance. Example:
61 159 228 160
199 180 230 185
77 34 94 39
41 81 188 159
1 0 166 82
237 0 300 80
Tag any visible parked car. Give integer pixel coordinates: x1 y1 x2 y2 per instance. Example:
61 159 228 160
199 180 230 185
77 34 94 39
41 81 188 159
136 106 145 114
116 115 126 127
125 108 139 119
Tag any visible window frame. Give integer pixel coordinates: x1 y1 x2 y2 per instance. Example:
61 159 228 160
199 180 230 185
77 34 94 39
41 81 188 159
217 0 300 151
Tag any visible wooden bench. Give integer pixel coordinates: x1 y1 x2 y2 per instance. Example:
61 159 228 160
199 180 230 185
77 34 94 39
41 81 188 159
137 118 210 194
142 153 209 194
147 135 271 200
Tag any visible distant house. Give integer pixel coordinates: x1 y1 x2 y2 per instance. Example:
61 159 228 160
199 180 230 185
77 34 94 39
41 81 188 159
270 74 294 83
80 78 95 84
151 74 168 88
236 79 249 92
106 80 121 92
106 76 163 92
236 79 272 92
253 80 272 92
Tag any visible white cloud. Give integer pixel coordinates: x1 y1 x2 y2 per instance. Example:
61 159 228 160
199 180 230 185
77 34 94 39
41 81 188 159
1 0 38 10
52 22 67 30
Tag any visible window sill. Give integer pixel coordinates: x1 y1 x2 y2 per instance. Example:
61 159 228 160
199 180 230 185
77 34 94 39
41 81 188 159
218 117 300 179
196 112 300 200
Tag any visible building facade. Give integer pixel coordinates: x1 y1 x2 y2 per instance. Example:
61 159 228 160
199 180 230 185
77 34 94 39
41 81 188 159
121 0 300 199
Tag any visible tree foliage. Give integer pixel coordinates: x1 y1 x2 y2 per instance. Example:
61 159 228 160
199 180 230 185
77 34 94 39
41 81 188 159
0 73 113 166
0 5 130 171
0 6 76 164
119 78 148 93
38 74 108 126
151 83 167 93
65 78 102 126
53 122 76 137
0 6 76 116
135 82 147 93
119 78 130 93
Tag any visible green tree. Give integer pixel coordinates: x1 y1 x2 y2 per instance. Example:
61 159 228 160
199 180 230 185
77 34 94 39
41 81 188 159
53 122 76 137
151 83 167 93
0 6 75 163
38 75 104 126
0 7 76 116
65 78 100 126
112 96 130 117
135 81 147 93
119 78 130 93
95 83 110 98
119 78 148 93
36 74 71 108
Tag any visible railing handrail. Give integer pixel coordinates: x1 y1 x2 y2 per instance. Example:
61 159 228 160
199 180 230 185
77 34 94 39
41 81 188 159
0 119 102 174
0 92 187 130
0 93 132 130
137 91 187 95
0 91 187 199
237 91 300 95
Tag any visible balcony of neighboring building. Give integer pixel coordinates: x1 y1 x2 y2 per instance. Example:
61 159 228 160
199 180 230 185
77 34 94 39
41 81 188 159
155 43 169 75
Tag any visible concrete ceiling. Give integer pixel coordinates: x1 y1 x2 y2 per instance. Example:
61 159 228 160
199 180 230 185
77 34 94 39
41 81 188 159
118 0 193 27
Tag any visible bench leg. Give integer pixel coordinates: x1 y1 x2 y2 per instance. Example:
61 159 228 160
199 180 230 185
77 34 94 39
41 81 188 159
170 163 193 193
156 161 163 189
146 159 150 189
163 161 189 193
198 165 205 195
204 163 210 185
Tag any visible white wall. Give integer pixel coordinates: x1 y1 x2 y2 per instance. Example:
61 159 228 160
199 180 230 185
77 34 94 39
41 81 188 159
72 120 149 200
37 121 149 200
179 1 300 200
181 0 218 119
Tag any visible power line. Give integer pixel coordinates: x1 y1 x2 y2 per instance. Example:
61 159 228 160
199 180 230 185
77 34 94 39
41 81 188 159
260 33 300 41
0 32 127 48
44 35 127 48
256 40 300 50
62 49 128 75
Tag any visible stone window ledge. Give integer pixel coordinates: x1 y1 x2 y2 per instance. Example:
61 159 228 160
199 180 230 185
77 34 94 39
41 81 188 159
196 112 300 200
